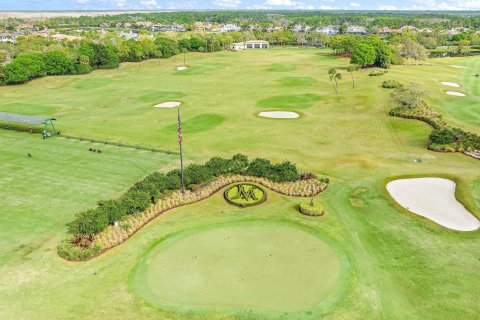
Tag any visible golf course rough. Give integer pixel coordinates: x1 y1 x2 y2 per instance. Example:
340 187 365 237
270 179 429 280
130 221 345 317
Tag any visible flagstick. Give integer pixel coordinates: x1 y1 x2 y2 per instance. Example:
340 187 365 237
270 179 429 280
178 107 185 196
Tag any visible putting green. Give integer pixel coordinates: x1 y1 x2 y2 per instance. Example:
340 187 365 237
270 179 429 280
131 221 343 316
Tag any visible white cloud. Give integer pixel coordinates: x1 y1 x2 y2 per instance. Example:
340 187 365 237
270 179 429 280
76 0 90 4
139 0 159 8
350 2 361 7
319 5 334 9
265 0 296 5
214 0 242 7
413 0 480 10
377 5 397 9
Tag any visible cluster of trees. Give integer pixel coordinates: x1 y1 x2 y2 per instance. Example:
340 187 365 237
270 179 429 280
0 34 225 86
0 41 118 85
34 11 480 31
67 154 300 237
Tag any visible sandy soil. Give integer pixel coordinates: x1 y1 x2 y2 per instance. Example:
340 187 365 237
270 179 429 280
441 82 460 87
153 101 181 108
258 111 299 119
446 91 466 96
387 178 480 231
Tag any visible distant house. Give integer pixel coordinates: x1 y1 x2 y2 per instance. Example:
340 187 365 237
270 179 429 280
316 25 339 36
216 24 241 32
245 40 269 49
293 25 311 33
152 24 186 32
346 26 367 35
378 27 402 35
230 42 246 51
194 22 213 31
51 33 84 41
119 30 138 40
0 33 19 44
267 26 284 33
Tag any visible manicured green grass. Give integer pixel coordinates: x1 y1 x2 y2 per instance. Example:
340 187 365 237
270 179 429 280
131 221 343 316
0 48 479 320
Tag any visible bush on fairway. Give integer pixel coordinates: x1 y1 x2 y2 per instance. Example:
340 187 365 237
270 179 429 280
382 80 402 89
299 201 324 216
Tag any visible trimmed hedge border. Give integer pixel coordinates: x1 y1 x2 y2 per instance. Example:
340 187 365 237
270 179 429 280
59 175 328 261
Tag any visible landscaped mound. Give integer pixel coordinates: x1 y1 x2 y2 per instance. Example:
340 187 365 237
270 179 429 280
258 111 299 119
153 101 182 108
299 201 324 216
387 178 480 231
224 183 266 207
130 222 342 314
58 154 329 261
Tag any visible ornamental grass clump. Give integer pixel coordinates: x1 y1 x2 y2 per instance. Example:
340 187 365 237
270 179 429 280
299 201 325 216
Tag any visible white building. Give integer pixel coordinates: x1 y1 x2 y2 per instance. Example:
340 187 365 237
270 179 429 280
119 30 138 40
217 24 241 32
316 25 339 36
230 42 246 51
347 26 367 35
0 33 20 44
245 40 269 49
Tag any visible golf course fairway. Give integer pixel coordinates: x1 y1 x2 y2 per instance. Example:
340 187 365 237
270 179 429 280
131 221 344 316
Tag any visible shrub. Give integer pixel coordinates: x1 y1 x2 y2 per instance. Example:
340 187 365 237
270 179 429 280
382 80 401 89
184 163 213 185
369 70 388 76
246 158 273 178
57 240 101 261
97 199 126 224
391 84 423 107
271 161 299 182
299 201 324 216
429 128 455 144
205 157 232 176
300 172 317 180
121 190 151 214
230 153 249 174
67 209 109 236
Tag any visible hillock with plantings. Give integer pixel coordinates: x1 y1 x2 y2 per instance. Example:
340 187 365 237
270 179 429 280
58 154 329 261
387 83 480 159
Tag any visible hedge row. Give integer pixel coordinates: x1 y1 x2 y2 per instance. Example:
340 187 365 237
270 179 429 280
66 154 301 238
387 84 480 158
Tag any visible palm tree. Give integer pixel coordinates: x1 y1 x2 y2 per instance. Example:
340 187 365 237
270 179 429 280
328 68 342 97
347 65 358 89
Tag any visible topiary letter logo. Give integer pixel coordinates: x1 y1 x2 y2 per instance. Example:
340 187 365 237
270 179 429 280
224 183 266 207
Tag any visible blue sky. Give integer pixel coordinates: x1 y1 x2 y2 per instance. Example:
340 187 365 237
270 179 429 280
0 0 479 11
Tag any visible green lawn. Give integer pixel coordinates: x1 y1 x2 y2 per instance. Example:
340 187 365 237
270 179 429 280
0 48 479 319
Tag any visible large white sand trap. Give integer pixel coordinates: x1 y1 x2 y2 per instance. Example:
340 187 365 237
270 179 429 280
387 178 480 231
176 66 187 71
258 111 299 119
441 82 460 87
446 91 466 96
153 101 182 108
449 65 469 69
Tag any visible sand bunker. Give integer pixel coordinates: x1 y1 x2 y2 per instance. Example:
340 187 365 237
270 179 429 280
446 91 466 96
387 178 480 231
176 66 187 71
153 101 182 108
441 82 460 87
449 65 469 69
258 111 299 119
